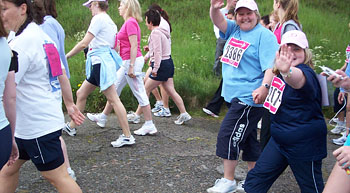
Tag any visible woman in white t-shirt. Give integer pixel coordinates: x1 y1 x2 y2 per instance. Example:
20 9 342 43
0 0 84 192
65 0 135 147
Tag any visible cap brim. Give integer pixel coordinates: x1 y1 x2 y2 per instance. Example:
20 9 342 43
83 1 91 7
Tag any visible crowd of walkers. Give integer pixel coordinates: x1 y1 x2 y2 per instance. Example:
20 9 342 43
0 0 349 192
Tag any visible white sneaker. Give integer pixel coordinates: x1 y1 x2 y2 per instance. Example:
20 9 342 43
207 178 237 193
87 113 107 128
202 108 219 118
127 112 141 124
330 122 346 134
154 107 171 117
174 112 191 125
134 123 158 136
63 122 76 136
236 180 245 193
333 133 347 146
151 101 163 113
67 167 76 181
111 134 135 148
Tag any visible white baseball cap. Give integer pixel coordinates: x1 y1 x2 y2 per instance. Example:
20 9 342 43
83 0 107 7
281 30 309 49
235 0 259 12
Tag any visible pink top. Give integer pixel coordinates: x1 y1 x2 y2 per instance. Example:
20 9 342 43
149 27 171 73
274 23 282 44
116 17 142 60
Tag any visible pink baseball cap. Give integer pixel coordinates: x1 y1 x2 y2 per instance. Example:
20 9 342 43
235 0 259 12
83 0 107 7
281 30 309 49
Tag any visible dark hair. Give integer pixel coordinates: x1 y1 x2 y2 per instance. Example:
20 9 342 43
0 3 8 37
227 8 235 16
42 0 57 18
148 3 171 32
145 9 160 26
97 1 108 11
3 0 45 35
261 15 270 25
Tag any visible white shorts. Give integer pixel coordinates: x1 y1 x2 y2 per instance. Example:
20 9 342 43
115 56 149 107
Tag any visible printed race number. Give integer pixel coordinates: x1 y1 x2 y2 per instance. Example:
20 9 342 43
263 76 286 114
221 37 250 68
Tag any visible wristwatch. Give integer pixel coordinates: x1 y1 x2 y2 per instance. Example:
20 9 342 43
262 83 270 89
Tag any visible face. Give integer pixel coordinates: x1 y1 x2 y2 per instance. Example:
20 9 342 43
118 2 126 17
235 8 258 31
89 2 100 16
227 0 238 9
227 13 234 20
269 15 278 30
145 16 152 30
273 0 279 11
1 1 26 32
260 20 269 29
288 44 305 67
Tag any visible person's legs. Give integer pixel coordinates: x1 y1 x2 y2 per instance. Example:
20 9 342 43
0 159 26 193
159 84 169 108
244 139 289 193
161 78 186 114
41 163 82 193
323 162 350 193
289 159 324 193
260 108 271 151
213 38 226 76
204 79 225 116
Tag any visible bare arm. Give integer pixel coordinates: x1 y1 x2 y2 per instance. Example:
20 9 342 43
253 69 274 104
127 34 138 78
3 71 16 136
66 32 94 59
210 0 227 34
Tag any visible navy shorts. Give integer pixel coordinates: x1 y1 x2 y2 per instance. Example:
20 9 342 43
86 63 101 87
0 124 12 169
149 58 174 81
16 130 64 171
245 138 324 193
216 98 263 161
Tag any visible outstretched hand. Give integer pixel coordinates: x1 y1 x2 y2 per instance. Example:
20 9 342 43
66 104 85 126
7 140 19 166
334 146 350 169
211 0 224 9
275 44 292 75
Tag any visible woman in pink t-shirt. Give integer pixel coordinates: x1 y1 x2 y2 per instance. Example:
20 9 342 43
88 0 158 136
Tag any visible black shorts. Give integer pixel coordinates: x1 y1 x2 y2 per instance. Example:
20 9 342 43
216 98 263 161
0 124 12 169
86 63 101 87
16 130 64 171
149 58 174 81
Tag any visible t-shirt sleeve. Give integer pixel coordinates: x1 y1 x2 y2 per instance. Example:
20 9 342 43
125 19 139 37
259 31 279 71
9 50 18 73
219 20 238 40
87 15 102 37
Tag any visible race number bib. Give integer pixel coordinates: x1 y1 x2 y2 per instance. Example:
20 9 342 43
263 76 286 114
221 37 250 68
346 44 350 63
43 43 62 77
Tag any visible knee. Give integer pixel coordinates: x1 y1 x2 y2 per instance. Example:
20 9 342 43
76 89 87 100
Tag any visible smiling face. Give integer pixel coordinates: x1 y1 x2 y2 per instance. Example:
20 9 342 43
235 7 258 31
118 2 126 18
288 43 305 66
1 1 26 32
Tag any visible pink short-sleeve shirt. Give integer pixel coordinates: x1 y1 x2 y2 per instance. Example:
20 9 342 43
116 17 142 60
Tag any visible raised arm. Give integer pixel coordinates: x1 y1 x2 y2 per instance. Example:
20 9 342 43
210 0 228 34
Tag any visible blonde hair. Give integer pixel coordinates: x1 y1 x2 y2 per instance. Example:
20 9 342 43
120 0 142 22
276 0 300 27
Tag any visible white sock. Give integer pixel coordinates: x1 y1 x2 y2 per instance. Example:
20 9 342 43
145 120 153 126
156 101 163 106
100 113 108 119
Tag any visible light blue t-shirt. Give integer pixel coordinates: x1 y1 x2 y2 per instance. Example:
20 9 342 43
220 20 279 106
41 15 70 78
0 37 11 130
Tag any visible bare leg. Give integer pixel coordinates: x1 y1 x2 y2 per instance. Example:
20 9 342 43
0 159 26 193
145 67 162 102
103 85 131 137
323 162 350 193
159 85 169 108
69 80 96 128
161 78 186 113
247 161 256 171
223 159 238 181
60 137 71 169
41 164 82 193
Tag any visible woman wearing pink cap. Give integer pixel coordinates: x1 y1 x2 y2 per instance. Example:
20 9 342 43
208 0 279 192
244 30 327 193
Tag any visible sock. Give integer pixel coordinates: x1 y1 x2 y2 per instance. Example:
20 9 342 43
145 120 153 126
100 113 108 119
156 100 163 106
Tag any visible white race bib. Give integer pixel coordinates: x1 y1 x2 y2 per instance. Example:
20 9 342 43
221 37 250 68
263 76 286 114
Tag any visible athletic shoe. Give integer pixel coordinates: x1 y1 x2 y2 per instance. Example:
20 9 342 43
87 113 107 128
111 134 135 148
236 180 245 193
127 112 141 124
154 107 171 117
63 122 76 136
333 133 347 146
134 123 158 136
151 101 163 113
67 167 76 181
207 178 237 193
202 108 219 118
330 122 346 134
174 112 192 125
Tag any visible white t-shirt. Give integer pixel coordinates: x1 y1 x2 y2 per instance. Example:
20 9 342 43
9 22 65 139
213 8 229 39
0 37 11 130
88 12 118 64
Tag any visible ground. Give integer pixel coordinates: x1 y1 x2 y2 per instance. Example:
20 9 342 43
14 114 339 193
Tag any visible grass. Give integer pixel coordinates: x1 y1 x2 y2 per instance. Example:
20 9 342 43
56 0 349 117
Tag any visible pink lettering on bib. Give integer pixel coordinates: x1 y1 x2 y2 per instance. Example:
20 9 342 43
43 43 62 77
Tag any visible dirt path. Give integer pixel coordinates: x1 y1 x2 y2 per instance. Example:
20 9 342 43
15 114 339 192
